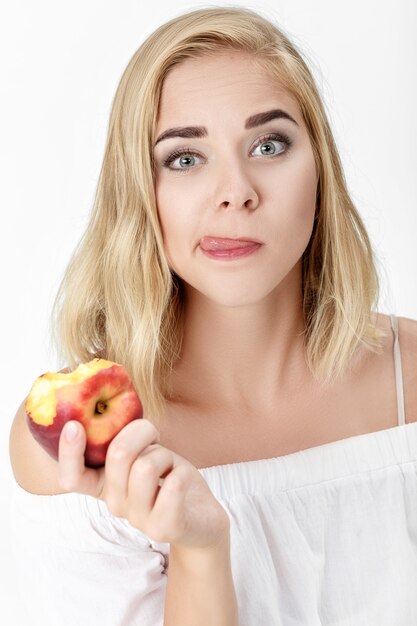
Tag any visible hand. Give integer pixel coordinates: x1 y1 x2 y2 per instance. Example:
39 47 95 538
57 418 230 550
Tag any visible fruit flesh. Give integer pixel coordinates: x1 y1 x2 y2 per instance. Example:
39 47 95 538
26 359 118 426
25 359 143 467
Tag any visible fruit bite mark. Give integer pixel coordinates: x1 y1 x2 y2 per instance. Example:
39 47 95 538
25 378 59 426
27 402 84 461
25 359 119 426
25 358 144 467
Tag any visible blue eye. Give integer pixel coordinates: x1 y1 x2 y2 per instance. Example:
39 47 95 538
167 153 203 170
161 132 292 173
250 135 291 156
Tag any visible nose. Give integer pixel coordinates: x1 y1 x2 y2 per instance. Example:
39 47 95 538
214 160 259 212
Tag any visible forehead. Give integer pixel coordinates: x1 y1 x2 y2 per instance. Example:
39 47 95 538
156 51 300 124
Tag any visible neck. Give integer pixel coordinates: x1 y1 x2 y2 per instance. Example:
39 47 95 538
168 263 309 415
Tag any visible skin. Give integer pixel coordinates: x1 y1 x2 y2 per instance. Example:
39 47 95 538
9 51 320 544
11 50 417 565
153 51 319 416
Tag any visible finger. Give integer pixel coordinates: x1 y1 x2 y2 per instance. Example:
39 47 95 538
58 421 104 496
125 445 175 528
103 419 160 505
147 465 193 543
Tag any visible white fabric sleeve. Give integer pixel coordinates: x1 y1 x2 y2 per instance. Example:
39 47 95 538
8 480 170 626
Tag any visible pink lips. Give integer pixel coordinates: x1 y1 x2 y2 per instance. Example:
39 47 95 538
199 237 261 251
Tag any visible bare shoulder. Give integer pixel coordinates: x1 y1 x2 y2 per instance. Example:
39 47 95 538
397 315 417 423
9 397 65 496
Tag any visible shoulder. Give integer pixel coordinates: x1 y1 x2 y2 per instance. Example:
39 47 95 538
9 397 65 496
396 315 417 374
396 314 417 340
396 315 417 423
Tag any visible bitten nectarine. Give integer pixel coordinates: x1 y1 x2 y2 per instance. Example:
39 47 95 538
25 358 143 468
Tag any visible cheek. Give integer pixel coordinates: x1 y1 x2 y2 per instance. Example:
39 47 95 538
155 181 169 236
269 156 317 259
155 186 176 266
156 182 182 241
155 183 194 270
288 155 318 227
156 172 205 234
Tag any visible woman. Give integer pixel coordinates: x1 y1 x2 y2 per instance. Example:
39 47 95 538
9 6 417 625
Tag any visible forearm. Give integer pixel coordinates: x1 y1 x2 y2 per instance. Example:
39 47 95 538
163 532 239 626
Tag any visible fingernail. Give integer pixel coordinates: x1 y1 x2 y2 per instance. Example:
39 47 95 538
64 421 78 441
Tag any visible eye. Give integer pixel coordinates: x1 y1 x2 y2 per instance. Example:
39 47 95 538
162 151 204 172
252 133 292 158
162 133 292 173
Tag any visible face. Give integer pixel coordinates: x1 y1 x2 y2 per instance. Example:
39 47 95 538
153 51 318 307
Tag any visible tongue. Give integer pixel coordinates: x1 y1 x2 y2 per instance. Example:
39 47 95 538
200 237 258 251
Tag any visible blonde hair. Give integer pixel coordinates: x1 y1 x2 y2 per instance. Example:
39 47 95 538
50 5 386 427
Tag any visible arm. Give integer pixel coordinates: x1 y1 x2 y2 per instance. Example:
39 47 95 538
53 417 239 623
9 403 169 626
164 532 239 626
9 401 239 625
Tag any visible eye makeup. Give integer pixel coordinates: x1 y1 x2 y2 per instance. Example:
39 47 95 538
160 131 293 173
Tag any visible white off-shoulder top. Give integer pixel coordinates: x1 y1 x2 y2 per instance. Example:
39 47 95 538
8 314 417 625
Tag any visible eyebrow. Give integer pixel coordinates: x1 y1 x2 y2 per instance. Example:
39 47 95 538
153 108 299 147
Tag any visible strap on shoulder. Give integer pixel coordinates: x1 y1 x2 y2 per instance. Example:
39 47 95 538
390 314 406 426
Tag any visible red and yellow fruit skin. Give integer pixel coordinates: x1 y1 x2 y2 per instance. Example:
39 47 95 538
25 361 143 468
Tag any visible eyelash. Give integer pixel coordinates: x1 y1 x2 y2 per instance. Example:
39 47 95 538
161 132 293 173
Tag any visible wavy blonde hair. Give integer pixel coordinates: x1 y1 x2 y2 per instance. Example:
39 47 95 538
50 5 386 427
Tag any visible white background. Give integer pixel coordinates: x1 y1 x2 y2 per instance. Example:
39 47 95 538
1 0 416 622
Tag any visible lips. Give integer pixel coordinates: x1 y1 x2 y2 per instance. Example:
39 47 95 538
199 237 262 251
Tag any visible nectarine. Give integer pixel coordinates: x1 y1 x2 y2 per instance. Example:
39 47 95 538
25 358 143 468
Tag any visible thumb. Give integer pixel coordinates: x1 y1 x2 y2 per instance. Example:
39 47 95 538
58 421 103 496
